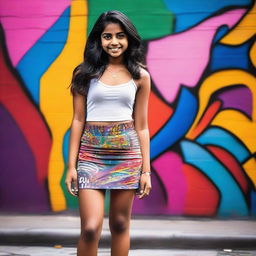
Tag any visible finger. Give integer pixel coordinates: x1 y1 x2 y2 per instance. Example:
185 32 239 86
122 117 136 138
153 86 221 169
72 179 79 197
66 180 77 197
74 177 78 189
138 193 147 199
136 187 144 199
138 190 148 199
71 180 79 197
138 186 151 199
65 180 72 195
140 181 146 193
73 176 79 196
138 189 145 199
145 185 151 195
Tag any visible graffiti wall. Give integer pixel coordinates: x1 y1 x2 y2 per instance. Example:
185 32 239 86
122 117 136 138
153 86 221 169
0 0 255 217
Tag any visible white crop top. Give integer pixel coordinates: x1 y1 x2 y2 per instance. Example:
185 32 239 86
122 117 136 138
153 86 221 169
86 78 138 121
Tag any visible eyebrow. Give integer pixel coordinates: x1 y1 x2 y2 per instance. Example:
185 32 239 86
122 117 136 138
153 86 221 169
102 32 126 35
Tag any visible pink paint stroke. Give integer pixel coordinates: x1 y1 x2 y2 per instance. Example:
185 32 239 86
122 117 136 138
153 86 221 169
152 151 187 214
0 0 70 66
147 9 246 103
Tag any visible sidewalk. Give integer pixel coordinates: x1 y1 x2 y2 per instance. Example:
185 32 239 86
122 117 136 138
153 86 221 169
0 214 256 249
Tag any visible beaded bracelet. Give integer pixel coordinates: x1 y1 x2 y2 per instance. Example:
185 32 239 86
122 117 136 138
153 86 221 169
141 171 151 176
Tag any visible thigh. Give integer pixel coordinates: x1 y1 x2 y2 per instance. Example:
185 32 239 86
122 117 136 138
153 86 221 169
78 189 106 226
109 189 136 218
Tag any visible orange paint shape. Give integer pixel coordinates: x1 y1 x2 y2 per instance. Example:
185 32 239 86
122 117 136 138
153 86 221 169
188 100 221 139
148 91 173 137
183 164 219 216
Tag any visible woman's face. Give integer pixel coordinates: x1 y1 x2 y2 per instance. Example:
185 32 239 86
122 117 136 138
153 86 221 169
101 23 128 59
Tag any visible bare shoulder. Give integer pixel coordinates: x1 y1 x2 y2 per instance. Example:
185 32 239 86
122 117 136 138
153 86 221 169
136 68 151 89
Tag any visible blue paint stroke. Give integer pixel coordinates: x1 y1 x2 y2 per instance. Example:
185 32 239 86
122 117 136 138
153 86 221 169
150 87 197 159
196 127 250 163
213 25 230 43
250 190 256 216
180 140 248 217
210 41 250 71
17 7 70 105
63 129 70 163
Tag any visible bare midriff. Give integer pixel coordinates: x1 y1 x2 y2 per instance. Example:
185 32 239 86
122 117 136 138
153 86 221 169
86 120 132 125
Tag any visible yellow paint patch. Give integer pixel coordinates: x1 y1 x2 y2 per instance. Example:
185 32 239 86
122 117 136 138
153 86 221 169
220 2 256 45
186 70 256 139
211 109 256 153
250 42 256 68
40 0 87 211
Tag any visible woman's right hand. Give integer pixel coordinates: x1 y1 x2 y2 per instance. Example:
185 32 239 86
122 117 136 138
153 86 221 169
65 167 78 197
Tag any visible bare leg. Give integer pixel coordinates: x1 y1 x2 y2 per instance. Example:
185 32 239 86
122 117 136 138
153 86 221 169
109 189 136 256
77 189 105 256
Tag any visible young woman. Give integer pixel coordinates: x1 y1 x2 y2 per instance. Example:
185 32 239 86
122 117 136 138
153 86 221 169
65 10 151 256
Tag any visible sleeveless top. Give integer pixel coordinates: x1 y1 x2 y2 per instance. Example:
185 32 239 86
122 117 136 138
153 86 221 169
86 78 138 121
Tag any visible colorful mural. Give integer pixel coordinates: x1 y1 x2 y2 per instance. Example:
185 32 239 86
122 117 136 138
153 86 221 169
0 0 255 217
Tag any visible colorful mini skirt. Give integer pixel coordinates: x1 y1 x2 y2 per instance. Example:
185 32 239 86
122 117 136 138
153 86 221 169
77 120 142 189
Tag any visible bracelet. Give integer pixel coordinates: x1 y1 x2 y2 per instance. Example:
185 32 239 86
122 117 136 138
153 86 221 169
141 171 151 176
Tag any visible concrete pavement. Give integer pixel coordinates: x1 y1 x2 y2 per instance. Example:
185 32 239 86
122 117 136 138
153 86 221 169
0 214 256 250
2 246 256 256
0 246 222 256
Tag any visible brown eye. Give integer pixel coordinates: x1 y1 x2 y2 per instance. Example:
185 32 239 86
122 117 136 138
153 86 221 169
117 33 125 39
102 34 111 40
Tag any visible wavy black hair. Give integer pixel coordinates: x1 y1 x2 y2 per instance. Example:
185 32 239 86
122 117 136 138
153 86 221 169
69 10 146 96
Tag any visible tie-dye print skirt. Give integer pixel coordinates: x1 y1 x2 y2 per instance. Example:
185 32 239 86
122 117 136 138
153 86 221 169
77 121 142 189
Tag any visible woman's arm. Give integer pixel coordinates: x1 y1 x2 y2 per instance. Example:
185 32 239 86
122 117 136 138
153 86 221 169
65 91 86 197
133 69 151 199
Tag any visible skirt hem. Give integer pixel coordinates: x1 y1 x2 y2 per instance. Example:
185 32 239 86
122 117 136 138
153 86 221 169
78 186 139 190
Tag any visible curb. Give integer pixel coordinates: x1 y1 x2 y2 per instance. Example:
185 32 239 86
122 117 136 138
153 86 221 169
1 228 256 249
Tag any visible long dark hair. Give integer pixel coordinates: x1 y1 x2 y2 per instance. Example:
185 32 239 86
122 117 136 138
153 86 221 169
69 10 145 96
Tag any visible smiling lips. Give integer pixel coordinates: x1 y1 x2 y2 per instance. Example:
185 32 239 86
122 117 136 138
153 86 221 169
108 46 122 53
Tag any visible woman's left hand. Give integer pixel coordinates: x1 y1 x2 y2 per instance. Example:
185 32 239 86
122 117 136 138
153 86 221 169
137 172 152 199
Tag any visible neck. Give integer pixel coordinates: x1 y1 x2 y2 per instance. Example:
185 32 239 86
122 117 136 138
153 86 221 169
108 55 124 66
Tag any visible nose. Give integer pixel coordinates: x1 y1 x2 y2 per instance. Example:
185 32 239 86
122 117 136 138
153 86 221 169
111 36 118 45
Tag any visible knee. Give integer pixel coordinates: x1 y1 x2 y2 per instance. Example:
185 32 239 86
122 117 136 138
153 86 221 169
109 215 129 234
81 225 100 242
